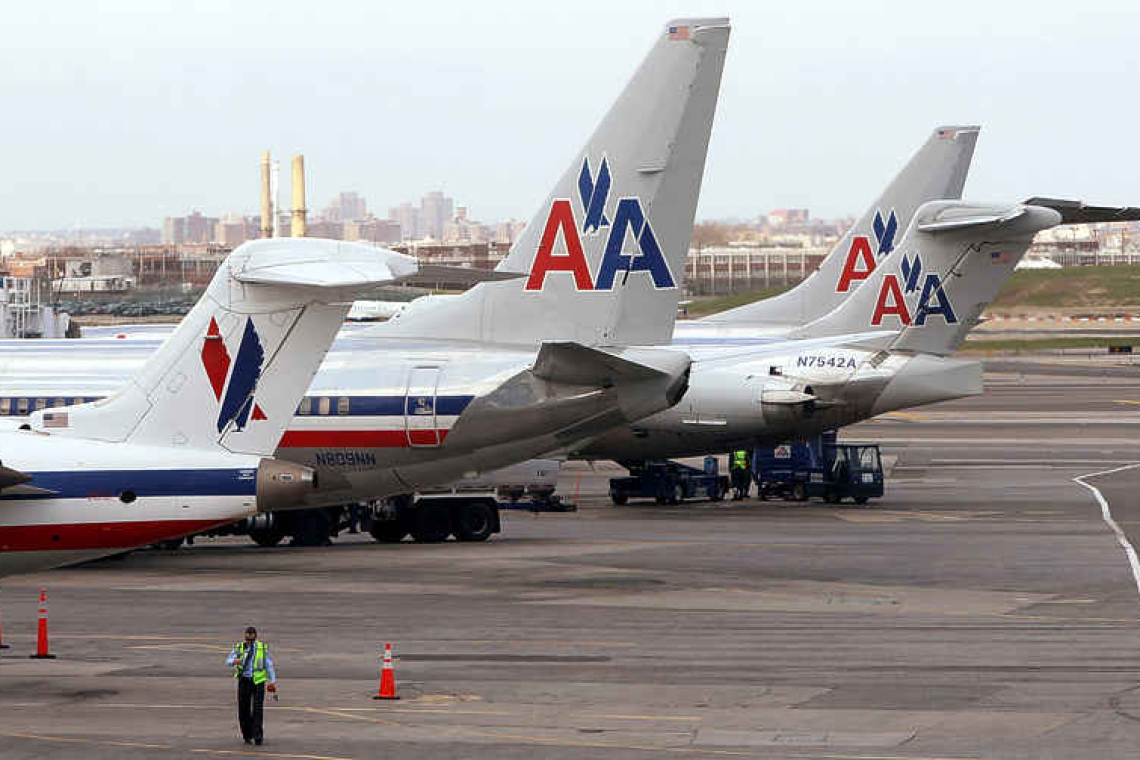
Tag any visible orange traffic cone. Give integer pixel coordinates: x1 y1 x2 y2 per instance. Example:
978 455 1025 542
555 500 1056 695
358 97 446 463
29 588 55 659
372 642 398 700
0 599 9 649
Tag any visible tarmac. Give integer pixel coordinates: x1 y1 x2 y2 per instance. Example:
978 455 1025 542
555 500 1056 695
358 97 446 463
3 361 1140 758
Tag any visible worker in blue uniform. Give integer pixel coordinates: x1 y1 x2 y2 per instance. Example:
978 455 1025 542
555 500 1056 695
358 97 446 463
225 626 277 745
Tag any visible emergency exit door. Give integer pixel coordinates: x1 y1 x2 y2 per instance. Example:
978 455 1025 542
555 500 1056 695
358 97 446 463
405 366 441 447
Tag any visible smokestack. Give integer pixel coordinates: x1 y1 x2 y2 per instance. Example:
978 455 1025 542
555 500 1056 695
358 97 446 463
291 154 307 238
259 151 272 239
271 160 280 237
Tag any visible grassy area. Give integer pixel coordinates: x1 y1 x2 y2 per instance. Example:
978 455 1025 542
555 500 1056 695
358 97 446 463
991 265 1140 309
961 336 1140 353
684 285 793 318
682 265 1140 319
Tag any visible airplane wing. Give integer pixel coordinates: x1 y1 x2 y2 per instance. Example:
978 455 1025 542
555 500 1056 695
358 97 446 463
533 342 682 384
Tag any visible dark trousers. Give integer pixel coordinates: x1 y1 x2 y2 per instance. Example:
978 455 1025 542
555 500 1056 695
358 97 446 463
237 677 265 741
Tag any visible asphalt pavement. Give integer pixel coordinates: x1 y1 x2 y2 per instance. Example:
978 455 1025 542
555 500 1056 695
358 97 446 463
2 362 1140 759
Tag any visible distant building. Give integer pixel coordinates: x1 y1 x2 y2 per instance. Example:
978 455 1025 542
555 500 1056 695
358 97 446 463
162 217 185 245
766 208 809 228
344 217 400 245
324 192 367 223
389 202 421 240
184 211 217 244
306 219 344 240
420 191 454 240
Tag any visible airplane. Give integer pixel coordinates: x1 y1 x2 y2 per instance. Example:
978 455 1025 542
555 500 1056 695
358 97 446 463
573 197 1140 462
0 18 908 545
0 238 511 576
0 18 761 545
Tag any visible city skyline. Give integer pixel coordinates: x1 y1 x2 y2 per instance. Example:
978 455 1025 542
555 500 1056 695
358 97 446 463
2 2 1139 230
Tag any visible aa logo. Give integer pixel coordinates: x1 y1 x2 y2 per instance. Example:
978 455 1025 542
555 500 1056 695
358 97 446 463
836 209 898 293
870 251 958 327
525 155 675 291
201 316 268 433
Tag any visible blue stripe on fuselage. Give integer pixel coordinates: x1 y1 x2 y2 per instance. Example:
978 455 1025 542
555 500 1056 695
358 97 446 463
0 395 475 418
2 468 258 501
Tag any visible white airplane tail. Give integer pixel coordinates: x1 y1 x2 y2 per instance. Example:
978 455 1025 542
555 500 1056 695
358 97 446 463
792 201 1062 356
376 18 730 346
29 239 417 456
706 125 980 326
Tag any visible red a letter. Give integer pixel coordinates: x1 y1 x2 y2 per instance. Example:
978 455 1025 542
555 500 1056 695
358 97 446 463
870 275 912 326
836 236 876 293
524 200 593 291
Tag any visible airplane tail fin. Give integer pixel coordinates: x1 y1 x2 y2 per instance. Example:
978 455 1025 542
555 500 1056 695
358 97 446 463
706 125 980 326
374 18 730 346
29 239 416 456
792 201 1062 356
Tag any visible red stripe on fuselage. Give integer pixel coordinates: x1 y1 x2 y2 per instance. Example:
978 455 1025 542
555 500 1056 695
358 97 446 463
277 429 451 448
0 519 232 552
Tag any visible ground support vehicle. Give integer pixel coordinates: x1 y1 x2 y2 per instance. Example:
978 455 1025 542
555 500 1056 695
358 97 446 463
609 458 728 505
752 431 884 505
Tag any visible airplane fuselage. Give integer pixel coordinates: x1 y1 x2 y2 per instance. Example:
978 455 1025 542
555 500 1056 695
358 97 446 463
0 323 980 503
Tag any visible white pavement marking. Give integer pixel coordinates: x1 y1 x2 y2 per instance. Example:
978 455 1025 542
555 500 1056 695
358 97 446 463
1073 462 1140 606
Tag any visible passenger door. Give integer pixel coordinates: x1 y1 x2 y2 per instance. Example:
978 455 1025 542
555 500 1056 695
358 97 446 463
405 366 441 447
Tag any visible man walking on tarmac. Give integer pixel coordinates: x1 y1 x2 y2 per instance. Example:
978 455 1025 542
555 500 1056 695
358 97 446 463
225 626 277 745
730 450 751 500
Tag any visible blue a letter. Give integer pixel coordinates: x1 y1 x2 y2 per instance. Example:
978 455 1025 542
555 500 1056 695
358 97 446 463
595 199 675 290
914 274 957 325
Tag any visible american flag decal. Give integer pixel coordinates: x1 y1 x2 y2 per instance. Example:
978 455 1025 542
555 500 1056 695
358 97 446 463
668 25 690 41
937 129 958 140
42 412 69 428
991 251 1012 263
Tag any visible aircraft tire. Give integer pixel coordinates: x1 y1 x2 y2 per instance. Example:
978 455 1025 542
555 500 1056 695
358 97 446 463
791 484 808 502
453 501 495 542
854 496 869 506
369 521 408 543
249 524 287 547
411 502 452 543
291 510 333 547
612 491 628 505
671 483 684 505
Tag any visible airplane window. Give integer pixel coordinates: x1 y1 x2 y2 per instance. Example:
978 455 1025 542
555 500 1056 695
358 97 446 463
298 397 311 415
34 398 46 411
54 398 65 408
318 397 331 416
0 399 9 415
17 398 28 414
73 398 83 406
337 397 350 415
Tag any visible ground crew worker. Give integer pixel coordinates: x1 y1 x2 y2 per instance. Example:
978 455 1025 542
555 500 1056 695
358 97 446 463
225 626 277 745
730 449 751 500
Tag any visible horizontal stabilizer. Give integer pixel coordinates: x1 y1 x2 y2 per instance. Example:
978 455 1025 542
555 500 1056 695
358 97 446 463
917 207 1028 233
533 342 671 385
1023 197 1140 225
406 265 525 286
231 239 417 289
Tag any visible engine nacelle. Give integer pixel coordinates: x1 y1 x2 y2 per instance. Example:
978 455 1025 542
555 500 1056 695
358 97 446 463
256 458 317 513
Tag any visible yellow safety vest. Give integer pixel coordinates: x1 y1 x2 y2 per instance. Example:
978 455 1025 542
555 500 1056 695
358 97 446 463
732 451 749 469
233 641 269 684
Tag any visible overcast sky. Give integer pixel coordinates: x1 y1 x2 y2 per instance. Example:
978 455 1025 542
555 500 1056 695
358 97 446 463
2 1 1137 230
